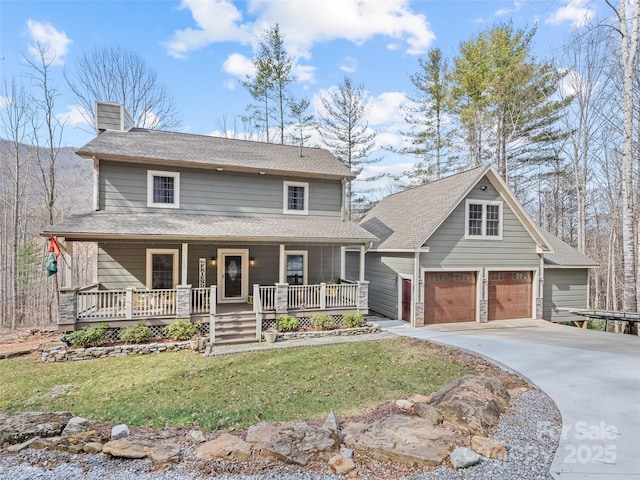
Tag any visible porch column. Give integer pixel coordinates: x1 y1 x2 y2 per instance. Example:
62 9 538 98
359 245 365 282
356 281 369 312
176 284 191 318
209 285 217 345
275 283 288 314
64 240 74 288
340 247 346 280
279 244 286 283
181 243 188 285
58 287 78 332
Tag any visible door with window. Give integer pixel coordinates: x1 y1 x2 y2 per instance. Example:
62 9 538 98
146 249 179 289
285 251 307 285
217 249 249 303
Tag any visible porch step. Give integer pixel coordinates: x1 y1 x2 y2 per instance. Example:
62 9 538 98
213 314 257 345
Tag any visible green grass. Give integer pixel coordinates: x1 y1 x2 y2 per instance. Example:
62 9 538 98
0 337 473 430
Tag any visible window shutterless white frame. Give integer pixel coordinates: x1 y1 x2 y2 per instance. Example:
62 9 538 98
147 170 180 208
283 181 309 215
146 249 179 289
285 250 308 285
464 199 503 240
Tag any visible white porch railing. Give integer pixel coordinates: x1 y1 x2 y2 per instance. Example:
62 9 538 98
257 286 276 311
289 285 321 309
191 287 211 314
78 289 124 319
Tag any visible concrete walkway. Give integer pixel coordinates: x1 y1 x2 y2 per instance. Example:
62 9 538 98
377 319 640 479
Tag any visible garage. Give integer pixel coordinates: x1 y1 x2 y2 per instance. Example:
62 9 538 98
488 271 532 320
424 271 476 324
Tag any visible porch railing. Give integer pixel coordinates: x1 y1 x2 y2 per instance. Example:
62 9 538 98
191 287 211 314
257 286 276 311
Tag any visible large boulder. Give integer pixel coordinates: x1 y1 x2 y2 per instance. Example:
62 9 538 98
429 375 510 436
342 414 461 467
0 412 73 445
246 422 338 465
102 438 149 459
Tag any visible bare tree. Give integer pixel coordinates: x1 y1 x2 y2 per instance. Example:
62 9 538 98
0 79 33 329
605 0 639 316
65 45 180 131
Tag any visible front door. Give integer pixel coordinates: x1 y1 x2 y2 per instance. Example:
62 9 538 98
401 278 412 322
218 249 249 303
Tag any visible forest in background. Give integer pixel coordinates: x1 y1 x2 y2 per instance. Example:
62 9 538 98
1 2 638 331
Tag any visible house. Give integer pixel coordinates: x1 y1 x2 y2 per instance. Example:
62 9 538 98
345 165 597 326
43 102 377 343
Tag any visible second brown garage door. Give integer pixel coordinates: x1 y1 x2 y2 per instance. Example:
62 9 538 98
488 271 532 320
424 272 476 324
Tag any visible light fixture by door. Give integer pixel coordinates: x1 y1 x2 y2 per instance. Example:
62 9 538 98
210 257 217 266
250 257 256 266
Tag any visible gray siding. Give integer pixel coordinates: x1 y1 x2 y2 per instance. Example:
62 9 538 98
98 242 342 291
361 252 414 320
543 268 589 322
96 103 133 132
99 160 342 218
423 181 540 270
345 250 359 281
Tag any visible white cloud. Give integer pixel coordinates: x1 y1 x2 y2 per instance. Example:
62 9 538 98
164 0 252 59
495 1 523 17
0 96 11 109
164 0 435 60
224 79 237 90
138 110 160 129
339 57 358 74
292 63 316 83
56 105 90 127
368 91 406 126
26 20 72 66
546 0 595 28
222 53 255 77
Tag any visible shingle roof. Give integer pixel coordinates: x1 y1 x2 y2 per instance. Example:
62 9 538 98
543 233 598 267
43 212 377 244
360 166 490 250
76 128 354 180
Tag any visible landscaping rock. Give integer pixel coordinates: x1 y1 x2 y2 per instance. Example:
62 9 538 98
111 424 130 440
413 402 443 424
450 447 481 469
408 393 431 404
328 454 356 475
83 442 103 454
196 433 252 462
429 375 510 436
471 435 509 458
62 416 90 436
342 414 461 467
340 446 354 459
323 411 341 444
149 443 182 465
0 411 72 445
395 399 413 410
246 422 338 465
6 437 40 452
102 438 148 459
187 429 206 444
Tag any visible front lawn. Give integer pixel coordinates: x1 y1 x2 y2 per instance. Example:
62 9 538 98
0 337 473 430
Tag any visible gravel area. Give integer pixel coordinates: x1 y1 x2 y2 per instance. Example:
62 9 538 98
0 389 560 480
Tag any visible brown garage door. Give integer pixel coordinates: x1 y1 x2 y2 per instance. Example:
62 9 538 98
488 271 532 320
424 272 476 324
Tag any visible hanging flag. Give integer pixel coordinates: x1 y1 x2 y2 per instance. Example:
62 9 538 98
46 235 61 277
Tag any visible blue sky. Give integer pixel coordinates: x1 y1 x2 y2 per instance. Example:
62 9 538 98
1 0 598 183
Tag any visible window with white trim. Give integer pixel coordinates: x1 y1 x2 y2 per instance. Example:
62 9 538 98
283 181 308 215
285 251 307 285
146 249 179 289
147 170 180 208
465 200 503 239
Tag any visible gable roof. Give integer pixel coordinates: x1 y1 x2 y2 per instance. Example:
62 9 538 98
360 165 551 252
76 128 354 180
42 212 377 244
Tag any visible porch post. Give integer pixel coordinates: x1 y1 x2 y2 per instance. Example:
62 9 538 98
340 247 346 280
359 245 365 282
64 241 74 288
254 284 263 341
279 244 286 283
320 283 327 310
181 243 188 285
275 283 288 314
176 284 191 318
209 285 217 344
356 281 369 313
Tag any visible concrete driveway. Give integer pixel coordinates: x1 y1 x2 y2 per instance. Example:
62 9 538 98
377 319 640 479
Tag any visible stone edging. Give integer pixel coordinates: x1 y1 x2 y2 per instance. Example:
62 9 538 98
41 341 196 363
269 323 381 342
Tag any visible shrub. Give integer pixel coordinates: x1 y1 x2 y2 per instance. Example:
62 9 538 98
162 318 199 340
311 313 335 331
66 323 108 348
343 312 365 328
119 322 153 344
276 315 299 332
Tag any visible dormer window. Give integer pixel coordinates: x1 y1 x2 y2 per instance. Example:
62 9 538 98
465 200 502 239
147 170 180 208
283 181 308 215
